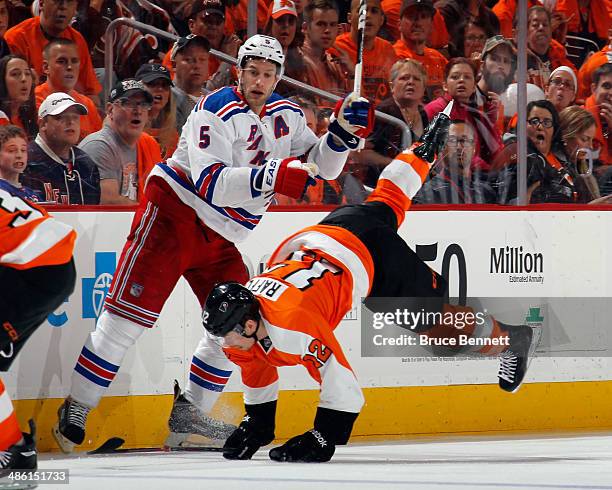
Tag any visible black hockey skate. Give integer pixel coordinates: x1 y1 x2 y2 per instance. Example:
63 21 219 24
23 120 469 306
497 323 542 393
165 381 237 448
52 398 91 454
0 419 37 488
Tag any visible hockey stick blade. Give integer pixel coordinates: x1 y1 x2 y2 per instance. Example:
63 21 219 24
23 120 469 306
88 437 126 454
88 437 227 454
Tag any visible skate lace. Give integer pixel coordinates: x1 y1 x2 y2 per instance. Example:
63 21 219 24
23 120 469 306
498 351 518 383
68 402 90 429
0 451 12 468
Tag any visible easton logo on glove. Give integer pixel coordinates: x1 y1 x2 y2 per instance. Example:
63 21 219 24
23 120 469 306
252 157 318 199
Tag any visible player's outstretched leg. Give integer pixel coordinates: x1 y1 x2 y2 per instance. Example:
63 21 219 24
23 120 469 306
166 380 237 447
497 322 542 393
53 311 144 453
0 419 37 479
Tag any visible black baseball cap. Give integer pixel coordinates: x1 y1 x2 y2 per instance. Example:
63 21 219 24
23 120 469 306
170 34 211 61
135 63 173 86
400 0 435 17
108 78 154 103
189 0 225 20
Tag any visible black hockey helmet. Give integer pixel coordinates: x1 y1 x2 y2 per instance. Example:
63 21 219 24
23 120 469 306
202 282 260 337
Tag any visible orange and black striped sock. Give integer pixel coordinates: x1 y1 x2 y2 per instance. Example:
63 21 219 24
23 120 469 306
0 377 22 450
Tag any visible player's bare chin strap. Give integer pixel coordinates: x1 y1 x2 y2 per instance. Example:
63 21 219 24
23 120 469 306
70 311 144 408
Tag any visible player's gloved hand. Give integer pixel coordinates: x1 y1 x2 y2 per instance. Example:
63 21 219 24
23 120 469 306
253 158 318 199
328 92 375 150
268 407 359 463
223 401 276 460
413 111 451 164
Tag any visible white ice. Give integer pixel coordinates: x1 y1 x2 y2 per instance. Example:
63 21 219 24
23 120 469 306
38 433 612 490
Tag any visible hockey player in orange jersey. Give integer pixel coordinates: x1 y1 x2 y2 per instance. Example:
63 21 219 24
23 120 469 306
0 125 76 475
201 108 539 463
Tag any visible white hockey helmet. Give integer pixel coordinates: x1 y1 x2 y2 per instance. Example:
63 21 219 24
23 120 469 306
237 34 285 79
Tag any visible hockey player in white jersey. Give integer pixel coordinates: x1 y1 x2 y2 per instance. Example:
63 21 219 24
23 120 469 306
53 34 374 453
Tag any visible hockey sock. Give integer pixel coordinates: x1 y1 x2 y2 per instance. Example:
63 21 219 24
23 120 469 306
366 151 431 228
184 333 234 414
0 378 21 450
70 311 144 408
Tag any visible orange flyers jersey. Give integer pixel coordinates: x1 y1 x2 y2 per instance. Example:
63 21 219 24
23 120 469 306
0 184 76 269
224 224 375 412
331 33 398 104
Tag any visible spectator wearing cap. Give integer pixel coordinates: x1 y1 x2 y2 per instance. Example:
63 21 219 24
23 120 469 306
577 28 612 103
0 55 37 140
380 0 449 49
518 5 577 92
331 0 398 104
136 64 178 161
264 0 307 97
393 0 449 102
545 66 578 114
170 35 211 132
584 63 612 165
22 92 100 205
34 39 102 143
300 0 349 107
162 0 242 91
475 35 516 133
4 0 102 106
79 79 161 205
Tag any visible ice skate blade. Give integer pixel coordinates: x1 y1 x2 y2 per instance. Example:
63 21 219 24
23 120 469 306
52 423 75 454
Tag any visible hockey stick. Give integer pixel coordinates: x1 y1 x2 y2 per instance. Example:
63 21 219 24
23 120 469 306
88 437 227 455
353 0 367 97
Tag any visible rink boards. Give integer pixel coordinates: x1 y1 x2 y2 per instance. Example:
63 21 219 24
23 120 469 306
6 208 612 450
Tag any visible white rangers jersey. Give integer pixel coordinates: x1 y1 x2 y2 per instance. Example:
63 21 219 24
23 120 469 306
150 87 349 242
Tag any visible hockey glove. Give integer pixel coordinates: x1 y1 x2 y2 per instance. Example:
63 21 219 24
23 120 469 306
268 407 359 463
253 158 318 199
223 400 276 460
328 92 375 150
413 111 451 164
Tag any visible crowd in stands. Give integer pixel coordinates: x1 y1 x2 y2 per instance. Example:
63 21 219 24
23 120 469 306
0 0 610 206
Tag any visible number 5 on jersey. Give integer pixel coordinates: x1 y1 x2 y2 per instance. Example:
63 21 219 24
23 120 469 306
303 339 332 369
199 126 210 149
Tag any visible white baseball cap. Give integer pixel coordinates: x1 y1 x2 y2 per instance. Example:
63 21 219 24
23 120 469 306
270 0 297 19
39 92 88 119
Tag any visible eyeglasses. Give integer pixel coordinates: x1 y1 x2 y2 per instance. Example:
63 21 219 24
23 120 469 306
116 99 152 111
447 135 475 145
549 77 574 90
527 117 554 129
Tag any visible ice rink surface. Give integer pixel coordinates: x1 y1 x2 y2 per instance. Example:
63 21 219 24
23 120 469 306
36 433 612 490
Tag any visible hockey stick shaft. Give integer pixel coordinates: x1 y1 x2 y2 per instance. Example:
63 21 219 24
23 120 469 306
353 0 367 97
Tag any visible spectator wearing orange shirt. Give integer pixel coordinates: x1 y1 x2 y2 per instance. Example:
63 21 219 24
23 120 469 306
585 63 612 165
519 6 577 91
331 0 398 104
300 0 349 106
4 0 102 106
380 0 449 48
492 0 538 38
34 39 102 143
393 0 448 102
577 28 612 102
554 0 611 69
0 55 37 139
